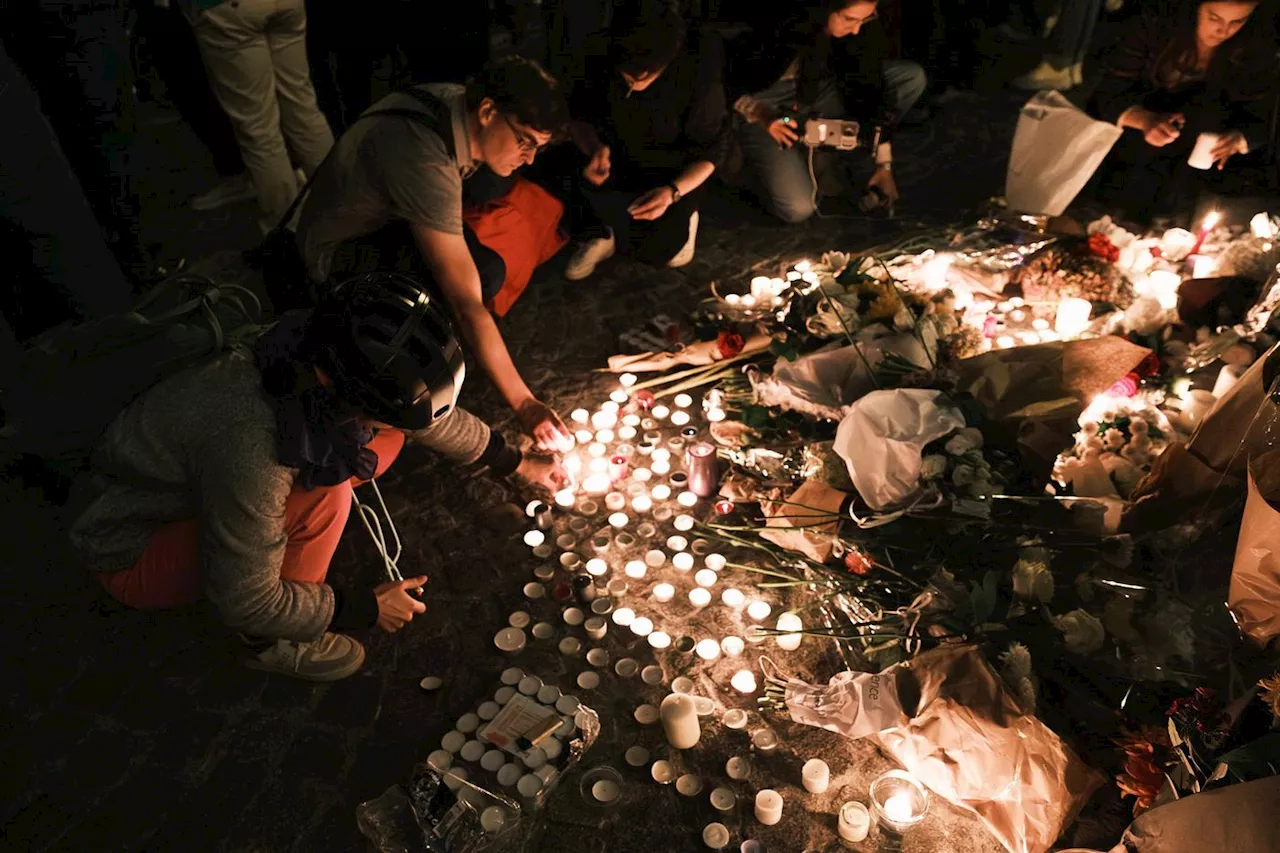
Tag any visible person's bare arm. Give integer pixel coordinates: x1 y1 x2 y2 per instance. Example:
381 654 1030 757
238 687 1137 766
411 223 569 450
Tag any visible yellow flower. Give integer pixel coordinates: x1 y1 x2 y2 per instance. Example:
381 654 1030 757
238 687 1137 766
1259 673 1280 717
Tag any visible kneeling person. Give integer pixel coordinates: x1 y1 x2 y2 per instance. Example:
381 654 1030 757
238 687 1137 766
70 274 562 681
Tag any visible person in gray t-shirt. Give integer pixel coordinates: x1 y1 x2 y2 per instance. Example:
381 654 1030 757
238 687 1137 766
295 57 573 452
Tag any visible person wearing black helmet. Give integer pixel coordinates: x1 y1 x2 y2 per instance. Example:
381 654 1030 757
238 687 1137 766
68 273 564 681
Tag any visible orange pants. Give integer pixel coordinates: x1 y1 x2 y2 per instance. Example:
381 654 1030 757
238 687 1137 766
98 430 405 609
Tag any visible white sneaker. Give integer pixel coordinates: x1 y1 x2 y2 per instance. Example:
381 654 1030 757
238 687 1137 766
564 231 616 280
666 211 698 268
242 632 366 682
190 174 255 211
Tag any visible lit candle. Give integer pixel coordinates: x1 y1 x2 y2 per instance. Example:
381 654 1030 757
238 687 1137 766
775 613 803 651
673 393 693 408
622 412 641 426
695 639 721 660
610 389 629 404
660 693 701 749
754 790 783 826
585 558 608 576
644 549 666 568
670 410 691 426
652 448 671 462
605 491 627 511
694 569 718 588
651 484 671 501
838 802 871 843
630 616 653 637
632 495 652 513
575 429 594 445
601 400 619 413
720 636 745 657
608 512 629 528
672 552 695 571
721 588 745 608
625 560 647 579
870 770 929 833
666 535 688 551
596 428 615 444
571 408 589 424
746 600 772 621
591 410 617 430
612 607 635 627
706 408 726 422
620 373 638 388
704 553 726 571
885 794 913 822
650 459 671 475
652 405 670 420
731 670 757 693
802 759 830 793
648 631 671 649
653 582 675 602
677 491 698 507
688 588 712 608
523 530 546 547
1190 210 1220 255
674 514 695 532
1054 297 1092 337
582 474 610 495
617 425 637 440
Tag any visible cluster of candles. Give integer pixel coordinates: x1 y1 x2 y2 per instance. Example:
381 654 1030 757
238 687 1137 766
721 260 820 312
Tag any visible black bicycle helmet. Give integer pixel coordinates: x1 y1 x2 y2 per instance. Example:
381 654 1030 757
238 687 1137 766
305 272 465 431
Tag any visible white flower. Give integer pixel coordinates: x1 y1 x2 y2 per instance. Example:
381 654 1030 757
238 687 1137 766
1054 609 1106 655
1012 559 1054 603
1104 428 1126 450
945 427 984 455
951 464 976 486
920 454 948 480
999 642 1033 680
1130 418 1149 436
1081 421 1100 436
1085 436 1105 452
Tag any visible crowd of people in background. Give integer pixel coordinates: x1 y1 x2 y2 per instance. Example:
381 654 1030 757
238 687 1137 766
2 0 1280 680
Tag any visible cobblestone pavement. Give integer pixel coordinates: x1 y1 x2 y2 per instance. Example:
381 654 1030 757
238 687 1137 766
3 91 1030 853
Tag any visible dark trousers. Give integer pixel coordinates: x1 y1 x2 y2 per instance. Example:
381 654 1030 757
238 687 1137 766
1 2 144 277
579 169 703 266
132 2 245 178
328 221 507 304
0 41 132 341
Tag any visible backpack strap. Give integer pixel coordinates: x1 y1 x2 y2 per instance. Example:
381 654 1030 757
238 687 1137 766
268 87 460 234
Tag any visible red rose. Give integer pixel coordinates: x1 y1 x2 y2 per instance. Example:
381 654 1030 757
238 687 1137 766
1086 233 1120 264
1137 353 1161 377
844 550 872 576
633 389 656 410
716 330 745 359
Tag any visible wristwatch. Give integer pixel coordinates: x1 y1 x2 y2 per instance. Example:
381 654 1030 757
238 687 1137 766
668 183 682 203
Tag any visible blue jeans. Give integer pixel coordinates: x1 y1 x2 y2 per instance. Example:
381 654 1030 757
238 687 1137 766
738 61 926 224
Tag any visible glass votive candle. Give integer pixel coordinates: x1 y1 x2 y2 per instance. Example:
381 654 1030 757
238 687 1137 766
648 631 672 649
586 558 608 577
694 569 718 588
650 458 671 476
673 514 695 532
605 492 627 511
652 582 675 603
670 410 691 427
630 617 653 637
666 535 688 551
673 393 693 408
677 491 698 508
608 512 629 528
644 549 666 568
672 552 695 571
720 636 745 657
631 495 652 513
688 588 712 608
632 467 652 482
747 600 772 621
652 405 670 420
705 553 726 571
721 588 745 609
624 560 647 579
695 639 721 660
651 484 671 501
612 607 636 627
870 770 929 834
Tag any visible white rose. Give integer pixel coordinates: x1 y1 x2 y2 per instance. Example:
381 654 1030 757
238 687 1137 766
1080 421 1100 436
999 642 1033 680
1129 417 1149 435
920 454 948 480
1054 609 1106 655
1104 428 1126 450
1012 560 1054 603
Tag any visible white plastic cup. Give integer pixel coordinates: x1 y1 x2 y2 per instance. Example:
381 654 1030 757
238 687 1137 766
1187 132 1220 170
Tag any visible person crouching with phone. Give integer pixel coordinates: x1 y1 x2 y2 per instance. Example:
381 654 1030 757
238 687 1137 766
1088 0 1277 224
561 1 732 281
728 0 919 223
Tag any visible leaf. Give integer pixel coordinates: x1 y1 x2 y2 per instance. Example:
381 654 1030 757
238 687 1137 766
969 570 1000 625
770 337 801 362
1215 731 1280 783
740 405 771 428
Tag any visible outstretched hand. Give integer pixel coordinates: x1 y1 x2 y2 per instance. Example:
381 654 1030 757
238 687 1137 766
374 575 428 633
513 453 569 495
517 399 572 452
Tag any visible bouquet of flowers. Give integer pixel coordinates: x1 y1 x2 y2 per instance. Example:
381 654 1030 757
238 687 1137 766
1053 394 1174 499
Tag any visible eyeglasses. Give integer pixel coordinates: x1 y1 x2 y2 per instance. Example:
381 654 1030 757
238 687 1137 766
500 113 546 154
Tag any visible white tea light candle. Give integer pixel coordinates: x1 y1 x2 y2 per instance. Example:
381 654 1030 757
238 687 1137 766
705 553 726 571
721 588 745 609
608 512 629 528
612 607 635 627
629 617 653 637
838 801 871 843
652 582 675 602
694 569 718 588
688 588 712 608
523 530 545 547
775 613 803 651
625 560 647 579
754 790 783 826
650 458 671 475
720 635 745 657
802 758 830 793
731 670 758 693
648 631 671 649
670 410 691 426
672 552 695 571
673 393 693 408
674 514 695 531
586 558 608 576
746 600 772 621
695 639 721 660
677 491 698 507
651 484 671 500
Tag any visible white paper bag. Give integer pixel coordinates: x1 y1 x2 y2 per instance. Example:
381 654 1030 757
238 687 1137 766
1006 91 1123 216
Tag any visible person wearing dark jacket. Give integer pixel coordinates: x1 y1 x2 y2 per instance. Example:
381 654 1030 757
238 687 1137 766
727 1 912 224
1088 0 1278 221
562 2 732 280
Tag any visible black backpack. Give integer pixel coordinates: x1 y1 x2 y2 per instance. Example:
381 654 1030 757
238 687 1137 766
0 274 265 479
252 87 457 313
